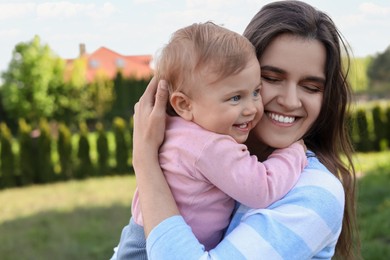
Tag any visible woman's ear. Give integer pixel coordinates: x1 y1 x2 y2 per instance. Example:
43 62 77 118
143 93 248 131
170 92 193 121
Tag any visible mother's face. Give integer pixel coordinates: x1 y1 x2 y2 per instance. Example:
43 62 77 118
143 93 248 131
253 33 326 148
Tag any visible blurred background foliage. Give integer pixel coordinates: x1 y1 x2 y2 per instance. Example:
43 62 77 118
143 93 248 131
0 35 390 259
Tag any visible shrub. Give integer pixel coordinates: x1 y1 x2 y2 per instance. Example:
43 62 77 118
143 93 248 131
372 105 388 150
386 106 390 145
35 119 54 183
0 123 16 188
76 121 94 178
96 122 109 175
355 109 373 152
113 117 129 174
18 119 34 185
58 123 73 180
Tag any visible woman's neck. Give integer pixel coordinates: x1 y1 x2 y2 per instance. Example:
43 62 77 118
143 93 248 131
245 133 274 162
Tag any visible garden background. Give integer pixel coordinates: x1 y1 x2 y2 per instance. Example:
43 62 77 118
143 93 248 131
1 36 390 259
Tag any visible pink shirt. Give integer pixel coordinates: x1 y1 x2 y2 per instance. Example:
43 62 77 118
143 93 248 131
132 116 306 250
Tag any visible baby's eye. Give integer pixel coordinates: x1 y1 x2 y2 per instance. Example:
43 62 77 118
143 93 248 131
230 95 241 102
253 89 260 97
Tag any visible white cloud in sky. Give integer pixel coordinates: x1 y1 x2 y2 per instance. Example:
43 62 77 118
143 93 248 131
35 1 116 19
0 2 117 21
0 0 389 74
0 3 35 20
0 28 21 38
340 2 390 27
186 0 237 9
359 2 390 15
133 0 158 4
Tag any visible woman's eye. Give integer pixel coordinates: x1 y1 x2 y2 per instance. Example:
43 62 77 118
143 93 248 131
230 95 241 102
302 85 322 93
261 75 280 83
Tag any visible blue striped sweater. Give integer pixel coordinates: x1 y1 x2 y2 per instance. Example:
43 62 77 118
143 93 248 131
146 152 344 259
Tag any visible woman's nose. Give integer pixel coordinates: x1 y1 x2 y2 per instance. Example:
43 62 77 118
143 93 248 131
276 84 302 110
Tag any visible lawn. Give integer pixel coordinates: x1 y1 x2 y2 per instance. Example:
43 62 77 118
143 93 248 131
0 151 389 259
0 176 136 260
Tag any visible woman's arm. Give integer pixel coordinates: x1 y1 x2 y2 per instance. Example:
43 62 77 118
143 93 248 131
132 77 180 237
146 165 345 260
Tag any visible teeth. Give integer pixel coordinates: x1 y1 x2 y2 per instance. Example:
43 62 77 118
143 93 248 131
268 113 295 123
237 123 248 128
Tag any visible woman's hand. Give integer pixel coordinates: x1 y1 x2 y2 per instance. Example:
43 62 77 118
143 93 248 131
132 77 169 169
132 77 179 237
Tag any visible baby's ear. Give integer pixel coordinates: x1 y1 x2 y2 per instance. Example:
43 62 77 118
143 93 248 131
170 92 193 121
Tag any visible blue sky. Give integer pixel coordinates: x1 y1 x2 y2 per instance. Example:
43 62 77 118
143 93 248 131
1 0 390 74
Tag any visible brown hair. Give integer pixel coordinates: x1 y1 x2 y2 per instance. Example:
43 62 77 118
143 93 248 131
243 1 359 259
155 21 256 99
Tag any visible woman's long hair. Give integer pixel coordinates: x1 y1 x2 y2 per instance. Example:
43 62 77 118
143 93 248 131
243 1 359 259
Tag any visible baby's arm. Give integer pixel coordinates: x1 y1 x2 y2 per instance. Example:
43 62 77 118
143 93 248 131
196 135 307 208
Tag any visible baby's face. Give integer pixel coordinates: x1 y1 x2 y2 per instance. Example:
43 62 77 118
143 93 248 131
189 56 263 143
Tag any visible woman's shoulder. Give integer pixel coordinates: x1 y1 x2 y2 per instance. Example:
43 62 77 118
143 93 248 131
299 151 344 194
277 151 345 218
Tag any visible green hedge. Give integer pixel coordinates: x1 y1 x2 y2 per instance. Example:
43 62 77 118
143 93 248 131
0 101 389 189
351 102 390 152
0 118 133 190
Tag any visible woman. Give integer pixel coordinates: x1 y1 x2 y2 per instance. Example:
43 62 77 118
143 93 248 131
126 1 359 259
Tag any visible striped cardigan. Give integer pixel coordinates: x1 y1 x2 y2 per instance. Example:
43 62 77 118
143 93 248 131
146 152 344 260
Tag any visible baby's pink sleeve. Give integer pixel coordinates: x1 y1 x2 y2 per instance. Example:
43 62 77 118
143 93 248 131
196 137 306 208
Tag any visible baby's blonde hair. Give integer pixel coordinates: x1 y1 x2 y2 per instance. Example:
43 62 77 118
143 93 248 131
155 21 256 101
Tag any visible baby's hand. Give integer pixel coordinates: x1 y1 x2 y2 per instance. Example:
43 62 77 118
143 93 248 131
297 139 307 153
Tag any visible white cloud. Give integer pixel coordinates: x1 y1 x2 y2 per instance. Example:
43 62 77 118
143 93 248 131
359 2 390 15
0 28 21 38
35 1 116 19
186 0 232 9
133 0 158 4
340 13 365 26
0 3 36 20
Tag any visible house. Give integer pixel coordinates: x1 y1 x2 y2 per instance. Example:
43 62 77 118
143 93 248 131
65 43 153 82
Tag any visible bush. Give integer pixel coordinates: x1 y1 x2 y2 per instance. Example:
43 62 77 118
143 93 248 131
386 106 390 145
96 122 109 175
58 123 73 180
113 117 129 174
18 119 34 185
0 123 16 188
76 122 94 179
355 109 373 151
35 119 54 183
372 105 388 150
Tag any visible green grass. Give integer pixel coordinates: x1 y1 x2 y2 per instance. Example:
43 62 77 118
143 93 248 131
0 175 136 260
356 155 390 259
0 151 389 259
353 150 390 175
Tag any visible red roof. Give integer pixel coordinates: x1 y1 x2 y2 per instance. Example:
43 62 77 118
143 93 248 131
66 45 153 82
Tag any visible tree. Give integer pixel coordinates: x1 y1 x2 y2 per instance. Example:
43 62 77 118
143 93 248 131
53 57 88 125
89 73 114 122
0 35 65 125
368 45 390 82
347 56 372 93
367 45 390 97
